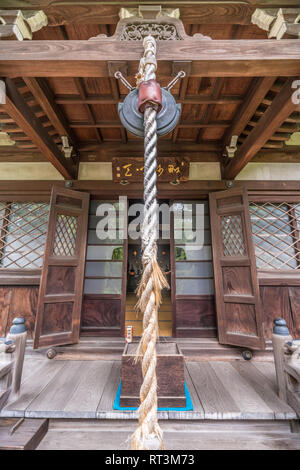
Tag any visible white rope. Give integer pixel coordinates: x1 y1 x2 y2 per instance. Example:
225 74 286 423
131 35 168 451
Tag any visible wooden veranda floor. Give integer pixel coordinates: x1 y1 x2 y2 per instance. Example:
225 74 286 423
0 355 296 421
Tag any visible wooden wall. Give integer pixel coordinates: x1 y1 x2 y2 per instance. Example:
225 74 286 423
0 286 38 338
0 283 300 345
260 283 300 340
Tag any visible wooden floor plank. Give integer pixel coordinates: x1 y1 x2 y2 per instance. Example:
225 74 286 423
37 429 300 450
37 419 300 450
231 361 296 420
253 362 278 392
63 361 114 418
210 362 275 419
96 361 122 417
25 361 84 418
1 360 66 418
0 418 48 450
186 362 241 419
169 364 205 420
21 358 49 385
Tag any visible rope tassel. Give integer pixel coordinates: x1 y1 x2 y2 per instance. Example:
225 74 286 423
131 35 169 451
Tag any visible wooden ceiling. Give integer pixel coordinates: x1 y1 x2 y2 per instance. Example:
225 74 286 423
0 2 300 180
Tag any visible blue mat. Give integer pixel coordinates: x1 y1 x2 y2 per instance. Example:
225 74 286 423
113 382 193 411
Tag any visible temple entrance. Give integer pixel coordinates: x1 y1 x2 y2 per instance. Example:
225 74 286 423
125 200 172 337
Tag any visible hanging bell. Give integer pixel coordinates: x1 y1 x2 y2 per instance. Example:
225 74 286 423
118 87 181 138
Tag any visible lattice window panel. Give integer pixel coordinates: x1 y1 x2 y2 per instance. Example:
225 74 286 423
0 202 49 269
249 202 300 270
221 214 246 256
53 214 78 257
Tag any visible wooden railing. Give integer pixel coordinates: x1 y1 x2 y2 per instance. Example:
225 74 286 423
272 318 300 420
0 317 27 410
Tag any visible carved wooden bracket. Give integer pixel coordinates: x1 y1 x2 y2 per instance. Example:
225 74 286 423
0 131 15 146
89 6 211 42
252 8 300 39
107 60 128 78
0 10 47 40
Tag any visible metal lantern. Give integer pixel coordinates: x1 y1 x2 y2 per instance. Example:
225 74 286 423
118 87 181 138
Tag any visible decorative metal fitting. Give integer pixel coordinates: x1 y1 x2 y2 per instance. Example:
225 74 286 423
225 180 234 188
166 70 186 92
114 72 134 91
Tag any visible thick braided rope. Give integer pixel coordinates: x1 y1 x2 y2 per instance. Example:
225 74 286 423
131 35 169 451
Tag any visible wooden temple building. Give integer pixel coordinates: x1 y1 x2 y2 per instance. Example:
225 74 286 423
0 0 300 450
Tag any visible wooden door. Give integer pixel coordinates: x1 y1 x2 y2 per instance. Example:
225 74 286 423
34 187 89 349
209 188 265 350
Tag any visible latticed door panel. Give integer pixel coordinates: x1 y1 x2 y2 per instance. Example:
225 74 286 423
34 187 89 349
53 214 78 257
221 214 246 257
209 187 265 350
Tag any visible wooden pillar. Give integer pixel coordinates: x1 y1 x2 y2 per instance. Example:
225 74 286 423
0 80 5 104
7 317 27 397
272 317 292 401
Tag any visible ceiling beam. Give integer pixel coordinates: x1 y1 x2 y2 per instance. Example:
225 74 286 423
54 95 244 106
224 77 300 180
68 120 231 129
4 2 300 26
0 39 300 77
3 78 76 180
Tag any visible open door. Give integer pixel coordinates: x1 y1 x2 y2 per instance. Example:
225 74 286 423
34 186 89 349
209 187 265 350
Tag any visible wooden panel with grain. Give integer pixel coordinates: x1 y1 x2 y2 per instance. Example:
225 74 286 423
222 266 253 296
41 302 73 336
259 286 292 340
45 266 75 295
288 287 300 338
175 296 217 338
0 286 38 339
225 303 258 338
81 296 121 333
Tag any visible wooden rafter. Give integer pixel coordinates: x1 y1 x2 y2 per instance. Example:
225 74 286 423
197 78 225 143
0 40 300 77
73 77 103 145
3 78 76 180
224 77 300 180
23 77 78 147
222 77 277 159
